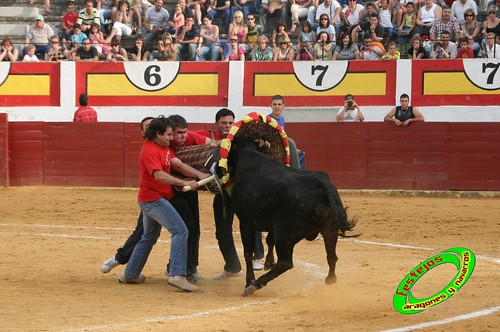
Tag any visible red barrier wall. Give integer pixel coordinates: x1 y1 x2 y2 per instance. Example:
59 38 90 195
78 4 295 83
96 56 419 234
6 122 500 190
0 113 8 186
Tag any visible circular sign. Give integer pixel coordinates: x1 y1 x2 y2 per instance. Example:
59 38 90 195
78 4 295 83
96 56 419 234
123 62 180 91
463 59 500 90
292 61 348 91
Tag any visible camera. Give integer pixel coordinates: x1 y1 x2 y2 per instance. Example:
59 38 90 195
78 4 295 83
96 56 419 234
347 101 353 107
300 47 306 53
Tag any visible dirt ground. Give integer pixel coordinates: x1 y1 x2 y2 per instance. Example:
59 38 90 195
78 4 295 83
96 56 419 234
0 187 498 332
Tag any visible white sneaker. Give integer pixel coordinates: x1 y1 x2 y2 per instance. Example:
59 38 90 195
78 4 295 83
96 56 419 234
253 259 264 271
101 257 119 273
168 276 199 292
212 270 242 280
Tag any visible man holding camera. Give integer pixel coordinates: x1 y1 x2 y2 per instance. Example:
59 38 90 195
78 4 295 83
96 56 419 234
336 94 364 122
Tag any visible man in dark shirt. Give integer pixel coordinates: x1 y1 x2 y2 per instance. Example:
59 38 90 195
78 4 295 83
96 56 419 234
75 38 99 61
176 15 200 61
384 93 425 126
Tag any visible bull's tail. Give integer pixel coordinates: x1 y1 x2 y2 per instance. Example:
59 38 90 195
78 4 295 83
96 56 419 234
325 183 358 238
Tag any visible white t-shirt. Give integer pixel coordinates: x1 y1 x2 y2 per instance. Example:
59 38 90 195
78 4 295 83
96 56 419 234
342 4 364 26
316 1 342 25
23 54 39 62
337 108 360 122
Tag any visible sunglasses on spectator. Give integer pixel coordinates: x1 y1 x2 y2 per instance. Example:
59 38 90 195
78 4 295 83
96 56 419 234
51 41 59 44
321 18 328 20
247 17 255 20
465 14 474 17
230 39 238 42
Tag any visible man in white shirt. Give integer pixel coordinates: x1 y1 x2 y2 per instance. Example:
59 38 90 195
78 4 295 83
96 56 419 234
482 32 500 59
143 0 170 44
451 0 477 25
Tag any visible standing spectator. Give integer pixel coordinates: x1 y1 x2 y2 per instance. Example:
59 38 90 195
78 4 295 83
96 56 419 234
143 0 170 46
0 36 19 62
246 13 263 54
197 15 221 61
252 35 274 60
158 32 179 60
208 0 231 30
313 31 334 60
106 39 129 62
104 1 134 44
415 0 441 36
45 35 69 61
451 0 476 26
336 94 364 122
73 93 98 122
273 37 295 60
22 44 39 62
177 15 201 61
289 0 314 34
130 35 150 61
77 0 101 34
75 38 99 61
407 35 427 59
231 0 258 26
431 30 457 58
430 5 461 42
60 0 78 49
259 0 288 33
384 93 424 126
456 37 473 58
333 33 361 60
461 9 480 56
25 15 54 57
482 32 500 58
360 34 386 59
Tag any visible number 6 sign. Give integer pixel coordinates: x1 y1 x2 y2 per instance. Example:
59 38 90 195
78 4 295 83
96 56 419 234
123 62 180 91
292 61 349 91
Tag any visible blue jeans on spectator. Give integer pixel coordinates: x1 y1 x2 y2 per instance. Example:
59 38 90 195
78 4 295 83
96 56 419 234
384 26 394 39
124 198 188 278
177 43 198 61
259 7 287 33
99 8 112 26
199 42 220 61
208 8 231 30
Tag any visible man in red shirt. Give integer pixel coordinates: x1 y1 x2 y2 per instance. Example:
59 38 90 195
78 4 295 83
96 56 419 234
73 93 97 122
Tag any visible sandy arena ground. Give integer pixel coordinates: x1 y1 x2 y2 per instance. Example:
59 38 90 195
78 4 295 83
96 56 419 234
0 187 498 331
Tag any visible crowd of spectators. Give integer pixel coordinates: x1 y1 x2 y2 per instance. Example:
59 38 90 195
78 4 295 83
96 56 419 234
1 0 499 62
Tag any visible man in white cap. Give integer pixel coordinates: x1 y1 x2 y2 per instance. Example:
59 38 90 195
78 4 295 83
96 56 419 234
25 14 54 57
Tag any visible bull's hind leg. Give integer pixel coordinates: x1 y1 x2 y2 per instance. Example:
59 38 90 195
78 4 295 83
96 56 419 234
321 230 339 285
239 221 257 291
264 231 275 270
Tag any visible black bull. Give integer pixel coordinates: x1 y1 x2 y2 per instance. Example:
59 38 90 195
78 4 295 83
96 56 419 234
222 136 357 296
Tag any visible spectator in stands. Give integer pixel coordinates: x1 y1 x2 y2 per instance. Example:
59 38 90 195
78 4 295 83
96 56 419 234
197 15 221 61
69 24 88 59
457 37 473 58
381 41 400 59
351 2 378 43
187 0 207 26
127 0 144 31
143 0 170 46
375 0 396 41
107 38 129 62
273 37 295 60
259 0 288 33
167 0 193 36
333 33 361 60
227 10 250 56
357 13 384 44
77 0 101 34
431 29 457 58
89 23 109 55
231 0 258 26
316 13 336 42
246 13 263 54
252 35 274 60
415 0 441 36
431 41 449 58
73 93 98 122
296 21 316 51
25 14 54 57
208 0 231 30
289 0 316 34
482 32 500 58
60 0 78 49
461 9 481 56
97 0 117 33
22 44 39 62
29 0 51 15
360 34 386 59
336 94 364 122
396 1 416 44
313 31 334 60
340 0 365 41
173 4 186 40
225 35 246 60
295 41 314 59
430 5 461 42
0 36 19 62
75 38 99 61
384 93 424 126
158 32 179 60
177 15 201 61
488 0 500 19
271 20 290 49
45 35 69 61
104 1 134 45
130 35 150 61
481 5 499 48
451 0 476 26
407 35 427 58
315 0 342 35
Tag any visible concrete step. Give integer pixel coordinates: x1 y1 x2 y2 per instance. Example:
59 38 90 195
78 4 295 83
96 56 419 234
0 6 39 17
0 24 29 36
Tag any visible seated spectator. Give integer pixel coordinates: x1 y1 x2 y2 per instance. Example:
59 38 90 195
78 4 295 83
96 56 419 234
60 0 78 49
127 0 144 31
357 13 384 44
415 0 442 36
430 5 461 42
97 0 116 32
77 0 101 34
177 15 200 61
289 0 315 34
158 33 179 61
259 0 288 34
25 15 54 57
29 0 52 15
246 13 263 55
89 23 109 55
107 39 129 62
384 93 424 126
396 1 416 44
45 35 69 61
186 0 207 26
173 4 185 40
360 34 386 59
488 0 500 19
231 0 258 26
381 41 400 59
295 41 314 60
74 93 98 122
336 94 364 122
333 33 360 60
407 35 427 59
375 0 396 41
252 35 274 60
130 35 150 61
143 0 170 46
431 41 448 58
69 24 88 59
208 0 231 31
197 15 221 61
0 36 19 62
296 21 316 51
22 44 39 62
481 5 499 48
431 30 457 58
313 31 334 60
481 32 500 58
316 13 336 42
75 38 99 61
340 0 365 40
167 0 193 36
104 1 134 45
451 0 477 26
225 35 246 61
457 37 474 58
271 21 290 49
228 10 250 53
351 2 378 44
313 0 342 35
461 9 480 56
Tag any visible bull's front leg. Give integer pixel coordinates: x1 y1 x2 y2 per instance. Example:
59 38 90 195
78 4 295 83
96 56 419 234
321 230 339 285
264 231 275 270
239 220 258 296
